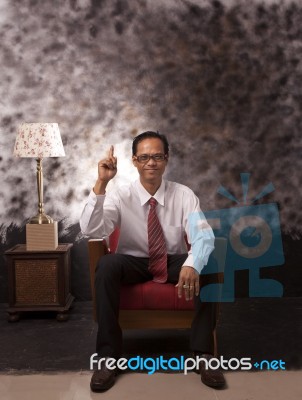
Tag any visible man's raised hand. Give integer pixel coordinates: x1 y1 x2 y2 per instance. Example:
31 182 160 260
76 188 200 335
94 145 117 194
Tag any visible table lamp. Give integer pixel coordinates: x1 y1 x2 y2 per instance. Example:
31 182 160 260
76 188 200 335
13 123 65 250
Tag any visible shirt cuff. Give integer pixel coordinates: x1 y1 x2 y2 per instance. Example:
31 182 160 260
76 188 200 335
88 189 106 205
182 254 204 275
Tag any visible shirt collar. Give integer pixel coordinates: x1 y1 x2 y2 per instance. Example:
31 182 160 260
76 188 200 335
135 179 165 206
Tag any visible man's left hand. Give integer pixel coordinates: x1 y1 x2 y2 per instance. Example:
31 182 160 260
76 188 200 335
176 266 200 301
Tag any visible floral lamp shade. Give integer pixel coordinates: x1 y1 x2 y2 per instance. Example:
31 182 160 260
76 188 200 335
14 123 65 158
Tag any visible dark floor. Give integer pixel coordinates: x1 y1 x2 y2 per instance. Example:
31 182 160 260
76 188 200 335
0 298 301 373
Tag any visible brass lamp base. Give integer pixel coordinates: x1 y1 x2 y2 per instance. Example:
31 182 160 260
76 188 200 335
29 158 54 225
28 213 54 224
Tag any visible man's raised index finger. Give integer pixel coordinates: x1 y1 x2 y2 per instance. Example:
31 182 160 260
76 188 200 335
108 145 114 158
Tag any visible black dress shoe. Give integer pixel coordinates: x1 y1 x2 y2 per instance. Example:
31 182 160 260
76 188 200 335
90 361 117 392
197 353 226 389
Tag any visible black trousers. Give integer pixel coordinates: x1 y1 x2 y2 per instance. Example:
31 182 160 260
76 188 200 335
95 253 219 358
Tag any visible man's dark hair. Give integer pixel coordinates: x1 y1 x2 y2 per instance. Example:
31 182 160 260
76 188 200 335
132 131 169 155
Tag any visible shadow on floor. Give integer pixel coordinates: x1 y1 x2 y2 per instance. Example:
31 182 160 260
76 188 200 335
0 298 301 372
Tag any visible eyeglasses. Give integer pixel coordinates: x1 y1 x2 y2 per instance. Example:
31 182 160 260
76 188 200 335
134 153 167 163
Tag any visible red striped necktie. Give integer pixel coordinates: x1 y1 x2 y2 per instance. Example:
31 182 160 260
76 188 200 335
148 197 167 283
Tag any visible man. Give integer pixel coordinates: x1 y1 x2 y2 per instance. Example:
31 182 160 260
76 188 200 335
80 131 226 391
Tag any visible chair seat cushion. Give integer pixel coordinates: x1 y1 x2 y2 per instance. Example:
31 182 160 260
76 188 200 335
120 281 194 310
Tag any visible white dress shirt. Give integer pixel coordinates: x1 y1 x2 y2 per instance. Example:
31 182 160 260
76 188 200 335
80 179 214 273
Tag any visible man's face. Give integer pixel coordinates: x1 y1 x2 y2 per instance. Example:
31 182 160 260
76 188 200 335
132 138 168 185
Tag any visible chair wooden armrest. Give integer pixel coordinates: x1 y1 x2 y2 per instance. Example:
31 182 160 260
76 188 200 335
88 239 109 321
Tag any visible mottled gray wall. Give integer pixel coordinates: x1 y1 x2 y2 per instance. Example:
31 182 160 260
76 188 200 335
1 0 302 301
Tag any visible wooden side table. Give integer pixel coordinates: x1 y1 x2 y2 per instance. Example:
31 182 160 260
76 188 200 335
5 243 74 322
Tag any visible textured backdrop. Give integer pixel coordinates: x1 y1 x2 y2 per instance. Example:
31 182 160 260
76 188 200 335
0 0 302 301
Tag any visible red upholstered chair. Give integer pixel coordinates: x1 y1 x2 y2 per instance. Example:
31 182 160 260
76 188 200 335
88 230 194 329
88 230 225 339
